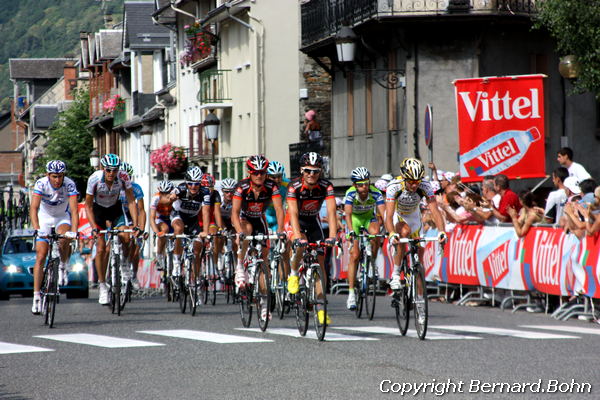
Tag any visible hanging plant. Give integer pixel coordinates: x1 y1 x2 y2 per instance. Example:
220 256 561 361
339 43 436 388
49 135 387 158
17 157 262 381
150 143 188 174
102 94 125 113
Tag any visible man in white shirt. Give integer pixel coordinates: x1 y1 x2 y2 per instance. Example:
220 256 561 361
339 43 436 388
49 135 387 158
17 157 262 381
557 147 591 182
544 167 569 224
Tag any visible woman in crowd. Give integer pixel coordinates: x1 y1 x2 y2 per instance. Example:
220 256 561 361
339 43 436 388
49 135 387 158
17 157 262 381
507 190 544 238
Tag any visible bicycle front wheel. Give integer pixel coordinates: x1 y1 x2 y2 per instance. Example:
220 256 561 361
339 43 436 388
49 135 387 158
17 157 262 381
365 259 377 320
273 258 286 320
239 286 253 328
311 267 327 341
294 289 308 336
256 263 271 332
413 264 428 340
178 276 187 314
43 259 59 327
355 264 364 319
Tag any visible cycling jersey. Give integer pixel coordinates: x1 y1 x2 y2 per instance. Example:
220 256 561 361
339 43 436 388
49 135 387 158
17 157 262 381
287 177 334 219
198 190 221 228
385 177 434 215
172 183 211 217
119 182 144 206
150 193 173 217
266 179 288 230
233 178 280 219
86 170 132 208
344 185 384 217
33 176 78 217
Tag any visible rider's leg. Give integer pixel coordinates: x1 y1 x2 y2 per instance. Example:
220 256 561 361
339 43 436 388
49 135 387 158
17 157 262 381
235 220 253 287
368 220 381 260
172 218 184 275
32 238 49 313
56 223 72 286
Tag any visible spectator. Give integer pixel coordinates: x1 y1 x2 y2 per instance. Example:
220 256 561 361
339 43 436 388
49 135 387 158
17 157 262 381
443 191 484 224
579 179 597 204
557 147 591 182
561 177 585 237
303 109 322 145
492 174 521 222
508 191 544 237
563 176 582 201
468 177 500 225
580 186 600 236
543 167 569 224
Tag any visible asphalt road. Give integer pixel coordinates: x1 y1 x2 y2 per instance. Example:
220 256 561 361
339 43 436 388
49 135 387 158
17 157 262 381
1 289 599 400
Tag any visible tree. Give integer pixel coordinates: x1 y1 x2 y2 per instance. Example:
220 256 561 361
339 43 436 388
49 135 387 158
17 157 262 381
34 88 94 195
535 0 600 97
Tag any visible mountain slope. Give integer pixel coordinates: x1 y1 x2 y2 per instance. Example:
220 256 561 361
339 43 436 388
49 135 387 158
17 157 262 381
0 0 124 110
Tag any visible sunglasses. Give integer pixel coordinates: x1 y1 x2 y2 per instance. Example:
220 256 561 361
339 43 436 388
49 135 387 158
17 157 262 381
187 182 201 187
222 190 234 194
355 181 370 187
269 174 283 179
302 168 321 175
250 170 267 176
105 168 119 173
406 179 422 185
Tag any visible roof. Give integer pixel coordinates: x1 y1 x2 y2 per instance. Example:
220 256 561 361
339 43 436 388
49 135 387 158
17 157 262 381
98 29 123 60
125 1 170 49
152 0 176 23
9 58 76 80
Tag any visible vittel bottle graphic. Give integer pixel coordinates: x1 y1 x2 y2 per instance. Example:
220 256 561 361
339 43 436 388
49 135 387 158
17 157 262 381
459 127 541 178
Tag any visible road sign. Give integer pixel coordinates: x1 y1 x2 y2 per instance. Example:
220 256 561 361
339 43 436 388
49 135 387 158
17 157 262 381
424 104 433 148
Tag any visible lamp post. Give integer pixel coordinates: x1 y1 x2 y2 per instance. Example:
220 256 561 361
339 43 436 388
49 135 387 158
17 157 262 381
90 149 99 169
335 26 357 63
203 111 220 179
140 127 153 258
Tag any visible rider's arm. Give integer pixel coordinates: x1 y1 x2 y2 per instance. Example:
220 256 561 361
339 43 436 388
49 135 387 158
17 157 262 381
68 195 79 234
344 204 353 233
149 207 160 234
214 203 224 230
376 203 386 231
136 198 146 231
84 194 97 231
326 196 337 238
287 198 302 239
202 204 211 235
231 196 243 234
30 193 41 231
272 195 285 233
384 200 396 234
125 188 138 228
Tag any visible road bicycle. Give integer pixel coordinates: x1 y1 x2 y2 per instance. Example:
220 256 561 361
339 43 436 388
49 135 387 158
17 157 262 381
176 233 203 316
201 233 219 306
350 228 386 320
99 228 135 316
269 236 288 319
220 231 237 304
391 236 439 340
292 241 333 341
239 234 277 331
156 233 179 302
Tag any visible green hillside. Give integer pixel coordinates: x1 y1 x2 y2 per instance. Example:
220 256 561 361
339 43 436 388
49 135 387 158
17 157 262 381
0 0 124 110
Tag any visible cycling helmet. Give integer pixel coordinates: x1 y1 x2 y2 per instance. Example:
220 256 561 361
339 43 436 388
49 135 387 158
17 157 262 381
381 173 393 182
374 179 388 192
246 155 269 172
267 161 285 176
350 167 370 183
157 180 174 193
46 160 66 174
221 178 237 191
299 152 323 168
120 161 134 178
185 166 203 182
200 173 215 188
400 158 425 181
101 153 120 168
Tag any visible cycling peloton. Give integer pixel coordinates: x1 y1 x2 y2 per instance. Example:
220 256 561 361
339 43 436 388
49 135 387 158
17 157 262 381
150 180 175 271
30 160 79 314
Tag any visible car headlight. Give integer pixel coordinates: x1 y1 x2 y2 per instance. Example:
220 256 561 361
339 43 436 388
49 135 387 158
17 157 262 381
72 262 85 272
4 265 22 274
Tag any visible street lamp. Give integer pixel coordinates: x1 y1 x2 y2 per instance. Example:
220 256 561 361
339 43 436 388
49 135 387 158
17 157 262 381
90 149 99 169
140 127 152 152
558 55 580 80
203 111 220 178
335 26 357 63
140 126 153 258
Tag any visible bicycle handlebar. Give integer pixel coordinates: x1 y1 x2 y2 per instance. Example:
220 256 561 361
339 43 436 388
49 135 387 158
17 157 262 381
396 236 439 244
244 234 281 241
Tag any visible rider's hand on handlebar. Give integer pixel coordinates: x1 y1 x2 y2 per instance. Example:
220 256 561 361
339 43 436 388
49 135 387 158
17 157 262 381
65 231 77 239
346 230 357 240
388 232 400 245
437 231 447 244
92 228 99 238
324 237 336 247
277 232 287 241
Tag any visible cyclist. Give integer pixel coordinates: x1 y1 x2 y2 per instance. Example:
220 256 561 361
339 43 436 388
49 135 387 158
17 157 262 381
286 152 337 325
265 161 289 232
119 161 146 289
344 167 385 310
85 154 140 306
171 166 211 279
231 155 285 287
215 177 237 276
198 173 224 273
30 160 79 314
385 158 446 291
149 180 175 270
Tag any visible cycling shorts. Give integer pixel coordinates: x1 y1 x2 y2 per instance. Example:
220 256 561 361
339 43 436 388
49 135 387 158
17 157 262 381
94 202 126 230
172 211 201 235
350 213 378 233
394 209 422 238
37 211 71 243
242 216 268 236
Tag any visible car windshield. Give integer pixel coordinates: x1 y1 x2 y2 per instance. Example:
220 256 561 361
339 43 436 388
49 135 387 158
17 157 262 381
4 236 35 254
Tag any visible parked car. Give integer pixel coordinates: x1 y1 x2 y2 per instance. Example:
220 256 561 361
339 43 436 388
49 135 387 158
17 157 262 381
0 229 89 300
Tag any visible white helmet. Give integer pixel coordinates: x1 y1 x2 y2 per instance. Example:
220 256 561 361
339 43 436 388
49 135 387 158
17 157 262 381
400 158 425 181
221 178 237 190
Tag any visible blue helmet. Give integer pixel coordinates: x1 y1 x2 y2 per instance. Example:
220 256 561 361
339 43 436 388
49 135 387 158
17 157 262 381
101 153 121 168
120 161 134 178
46 160 66 174
267 161 285 176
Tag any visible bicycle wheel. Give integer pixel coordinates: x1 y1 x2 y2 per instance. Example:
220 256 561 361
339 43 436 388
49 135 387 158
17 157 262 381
256 263 271 332
365 258 377 320
165 254 173 302
273 258 285 320
43 259 59 327
239 285 253 328
354 263 364 319
223 253 234 304
294 289 309 336
311 268 327 341
413 264 428 340
114 264 122 316
178 275 187 314
188 278 198 316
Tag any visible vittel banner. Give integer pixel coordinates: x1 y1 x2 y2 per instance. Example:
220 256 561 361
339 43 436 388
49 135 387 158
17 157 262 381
454 75 546 182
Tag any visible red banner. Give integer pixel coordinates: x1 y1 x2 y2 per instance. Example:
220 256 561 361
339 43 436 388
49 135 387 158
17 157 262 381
454 74 546 182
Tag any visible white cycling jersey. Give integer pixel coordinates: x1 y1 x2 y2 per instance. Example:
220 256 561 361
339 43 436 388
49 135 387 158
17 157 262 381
33 176 78 217
86 170 132 208
385 176 434 215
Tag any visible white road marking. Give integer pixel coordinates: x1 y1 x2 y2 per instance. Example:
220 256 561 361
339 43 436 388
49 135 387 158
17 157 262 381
0 341 53 354
331 326 481 340
236 327 379 341
521 325 600 336
34 333 165 348
430 325 579 339
139 329 273 343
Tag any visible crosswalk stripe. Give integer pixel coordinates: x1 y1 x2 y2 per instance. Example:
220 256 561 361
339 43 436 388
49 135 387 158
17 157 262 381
430 325 579 339
34 333 165 348
236 327 379 341
138 329 273 343
0 341 54 355
521 325 600 335
331 326 481 340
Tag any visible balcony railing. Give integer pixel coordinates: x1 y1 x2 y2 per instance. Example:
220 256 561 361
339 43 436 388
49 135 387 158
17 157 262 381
302 0 539 46
221 157 248 181
197 69 232 105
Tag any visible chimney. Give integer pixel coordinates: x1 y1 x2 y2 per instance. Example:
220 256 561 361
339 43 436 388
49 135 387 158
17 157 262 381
104 14 114 29
64 61 77 100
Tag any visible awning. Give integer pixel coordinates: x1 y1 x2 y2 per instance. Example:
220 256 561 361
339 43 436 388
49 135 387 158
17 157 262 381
200 0 250 26
199 102 233 110
85 114 113 129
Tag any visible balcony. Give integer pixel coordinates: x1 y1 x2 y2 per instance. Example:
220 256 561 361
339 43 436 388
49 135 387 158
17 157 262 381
189 124 218 161
112 98 130 126
197 69 232 106
220 157 248 181
301 0 539 47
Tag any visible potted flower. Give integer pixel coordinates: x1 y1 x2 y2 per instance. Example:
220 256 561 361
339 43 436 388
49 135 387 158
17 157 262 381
184 21 201 38
150 143 188 175
102 94 125 113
